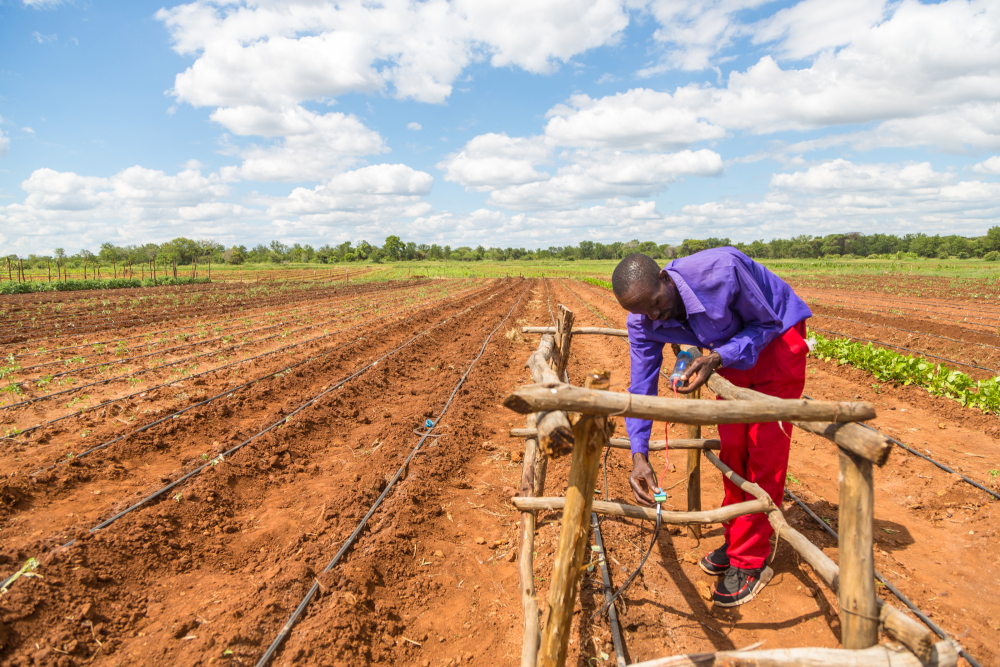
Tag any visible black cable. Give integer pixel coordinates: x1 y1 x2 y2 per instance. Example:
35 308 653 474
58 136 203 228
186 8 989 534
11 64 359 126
254 282 527 667
0 282 511 593
784 489 983 667
592 515 627 667
800 394 1000 502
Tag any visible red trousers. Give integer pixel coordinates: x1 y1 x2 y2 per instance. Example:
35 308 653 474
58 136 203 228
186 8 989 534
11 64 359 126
715 321 808 569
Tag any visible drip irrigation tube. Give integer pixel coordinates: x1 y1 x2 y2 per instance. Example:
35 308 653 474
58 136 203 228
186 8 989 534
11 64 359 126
809 326 1000 375
811 312 1000 353
784 489 983 667
13 279 429 373
798 393 1000 502
0 281 516 593
254 283 527 667
5 279 457 395
1 282 483 442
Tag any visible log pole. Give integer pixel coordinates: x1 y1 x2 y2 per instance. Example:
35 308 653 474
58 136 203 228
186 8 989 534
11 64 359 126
513 497 770 525
553 306 575 381
522 326 627 337
504 384 876 425
628 642 958 667
518 413 541 667
685 387 702 540
537 371 611 667
507 430 720 451
524 334 574 457
839 449 878 649
705 372 890 465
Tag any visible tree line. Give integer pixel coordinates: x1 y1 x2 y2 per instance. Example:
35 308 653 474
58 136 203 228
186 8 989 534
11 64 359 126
7 229 1000 270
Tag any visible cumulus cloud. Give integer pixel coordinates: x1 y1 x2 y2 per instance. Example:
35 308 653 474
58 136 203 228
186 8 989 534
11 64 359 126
23 0 65 7
545 89 726 150
159 0 628 107
437 134 554 191
486 149 723 209
973 156 1000 175
407 122 422 131
212 105 386 182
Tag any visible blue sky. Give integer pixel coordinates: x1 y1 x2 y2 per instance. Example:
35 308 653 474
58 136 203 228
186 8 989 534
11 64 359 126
2 0 998 255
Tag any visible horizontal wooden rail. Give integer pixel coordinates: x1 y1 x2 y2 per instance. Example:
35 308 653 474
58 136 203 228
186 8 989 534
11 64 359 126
705 364 892 465
513 497 770 524
508 429 720 451
504 384 876 425
630 643 958 667
702 450 939 663
522 326 627 337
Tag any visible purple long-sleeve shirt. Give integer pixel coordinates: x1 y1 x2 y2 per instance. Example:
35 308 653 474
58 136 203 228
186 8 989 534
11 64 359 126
626 247 811 456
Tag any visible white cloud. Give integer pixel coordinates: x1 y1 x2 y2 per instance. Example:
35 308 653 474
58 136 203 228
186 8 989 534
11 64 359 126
973 156 1000 176
159 0 627 108
32 31 58 43
545 89 726 150
212 105 386 182
486 149 723 209
437 134 554 191
23 0 65 7
0 127 8 157
407 122 422 131
751 0 891 60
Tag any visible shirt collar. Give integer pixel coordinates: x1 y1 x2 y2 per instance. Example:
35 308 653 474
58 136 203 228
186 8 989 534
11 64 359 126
662 267 706 316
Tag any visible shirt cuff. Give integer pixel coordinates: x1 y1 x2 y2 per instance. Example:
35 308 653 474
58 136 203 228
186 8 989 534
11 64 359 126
714 342 739 368
630 440 650 457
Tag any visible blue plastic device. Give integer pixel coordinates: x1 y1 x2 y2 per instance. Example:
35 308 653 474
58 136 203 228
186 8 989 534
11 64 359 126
425 419 435 428
669 348 702 389
653 488 667 504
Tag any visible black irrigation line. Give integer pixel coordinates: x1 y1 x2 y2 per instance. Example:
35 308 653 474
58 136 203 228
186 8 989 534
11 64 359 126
812 313 1000 353
0 278 404 343
784 489 983 667
254 282 527 667
11 279 428 373
798 392 1000 503
0 281 473 411
0 282 483 442
543 278 627 665
572 279 996 657
808 326 1000 375
0 281 517 594
26 282 489 473
7 279 444 386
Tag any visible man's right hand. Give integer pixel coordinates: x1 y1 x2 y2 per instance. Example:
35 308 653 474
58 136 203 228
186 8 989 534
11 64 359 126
630 453 659 507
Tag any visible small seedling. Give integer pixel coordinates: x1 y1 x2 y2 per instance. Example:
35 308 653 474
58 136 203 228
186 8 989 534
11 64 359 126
786 471 801 485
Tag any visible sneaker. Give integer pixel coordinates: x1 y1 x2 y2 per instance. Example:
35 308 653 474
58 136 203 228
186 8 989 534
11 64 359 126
712 566 773 607
699 543 730 576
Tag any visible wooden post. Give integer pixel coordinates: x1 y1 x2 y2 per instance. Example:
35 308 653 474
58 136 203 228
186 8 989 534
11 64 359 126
838 449 878 648
173 258 177 279
538 371 611 667
113 260 117 279
84 259 87 280
208 258 211 280
519 413 542 667
47 260 51 283
686 387 702 540
17 259 22 283
554 306 575 381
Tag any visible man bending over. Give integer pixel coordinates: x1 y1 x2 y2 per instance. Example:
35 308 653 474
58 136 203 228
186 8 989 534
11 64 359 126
611 248 811 607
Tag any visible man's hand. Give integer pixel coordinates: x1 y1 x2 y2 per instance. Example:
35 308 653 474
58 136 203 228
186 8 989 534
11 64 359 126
675 351 722 394
630 453 659 507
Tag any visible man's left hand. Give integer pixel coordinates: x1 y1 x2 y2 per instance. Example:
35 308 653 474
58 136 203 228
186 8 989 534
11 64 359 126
675 351 722 394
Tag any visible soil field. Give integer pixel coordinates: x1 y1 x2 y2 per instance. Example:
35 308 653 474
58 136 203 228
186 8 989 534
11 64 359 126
1 276 997 667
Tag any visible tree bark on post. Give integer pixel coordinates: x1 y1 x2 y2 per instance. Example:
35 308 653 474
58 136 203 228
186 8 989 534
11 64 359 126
686 387 702 540
553 306 575 381
537 370 611 667
47 260 51 283
519 413 542 667
838 449 878 648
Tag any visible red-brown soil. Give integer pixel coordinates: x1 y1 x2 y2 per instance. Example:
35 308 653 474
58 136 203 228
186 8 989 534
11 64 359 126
0 276 996 667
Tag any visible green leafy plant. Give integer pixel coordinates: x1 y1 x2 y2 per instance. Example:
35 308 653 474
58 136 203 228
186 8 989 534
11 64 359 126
810 332 1000 414
0 355 23 396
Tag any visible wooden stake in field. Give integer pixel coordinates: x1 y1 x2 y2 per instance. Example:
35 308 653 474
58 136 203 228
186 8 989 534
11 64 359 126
538 370 612 667
553 305 575 381
839 449 878 648
686 386 702 540
47 260 51 283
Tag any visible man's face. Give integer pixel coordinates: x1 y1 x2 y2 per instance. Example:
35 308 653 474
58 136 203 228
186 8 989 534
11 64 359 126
618 274 682 321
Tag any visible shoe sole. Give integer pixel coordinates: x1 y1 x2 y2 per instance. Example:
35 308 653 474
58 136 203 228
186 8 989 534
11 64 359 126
713 566 773 608
699 560 728 576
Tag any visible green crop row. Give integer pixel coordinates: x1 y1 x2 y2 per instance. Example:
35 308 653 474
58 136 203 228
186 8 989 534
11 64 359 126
809 332 1000 414
0 276 211 295
581 277 612 290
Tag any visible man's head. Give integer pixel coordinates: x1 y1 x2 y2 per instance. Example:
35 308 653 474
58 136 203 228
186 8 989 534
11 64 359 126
612 253 684 321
